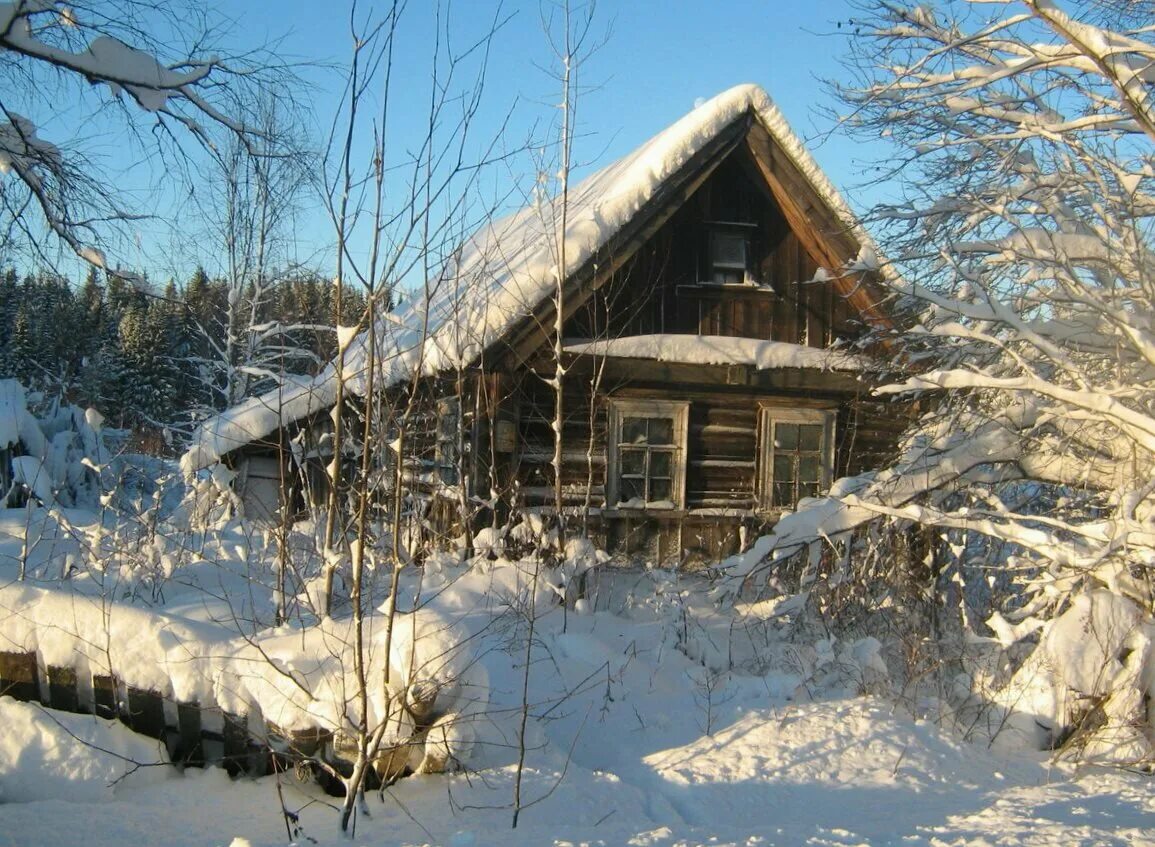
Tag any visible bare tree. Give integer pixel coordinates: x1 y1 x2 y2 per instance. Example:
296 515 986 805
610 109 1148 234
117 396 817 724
184 91 318 416
312 1 513 832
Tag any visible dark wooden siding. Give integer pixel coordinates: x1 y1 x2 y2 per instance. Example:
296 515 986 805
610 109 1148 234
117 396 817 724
501 361 897 514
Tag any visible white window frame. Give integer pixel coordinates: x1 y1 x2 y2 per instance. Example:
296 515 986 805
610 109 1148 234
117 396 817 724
757 406 834 510
607 398 689 510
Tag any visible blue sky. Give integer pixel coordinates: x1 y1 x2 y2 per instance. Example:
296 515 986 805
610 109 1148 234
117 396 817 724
246 0 869 177
113 1 888 284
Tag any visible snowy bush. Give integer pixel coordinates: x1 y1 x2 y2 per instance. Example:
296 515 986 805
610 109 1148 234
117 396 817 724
0 379 107 508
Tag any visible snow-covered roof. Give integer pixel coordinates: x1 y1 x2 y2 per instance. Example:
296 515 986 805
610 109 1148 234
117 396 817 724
562 335 870 372
183 84 873 473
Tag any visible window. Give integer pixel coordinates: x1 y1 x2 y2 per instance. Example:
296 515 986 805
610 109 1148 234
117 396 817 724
706 223 757 285
758 407 833 509
608 399 689 509
435 397 462 485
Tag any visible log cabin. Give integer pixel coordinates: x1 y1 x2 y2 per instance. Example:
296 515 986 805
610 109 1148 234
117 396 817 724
181 84 904 562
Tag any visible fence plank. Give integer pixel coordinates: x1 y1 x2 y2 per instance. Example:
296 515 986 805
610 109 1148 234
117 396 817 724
46 665 79 712
223 712 249 776
0 651 39 702
125 686 166 740
176 702 204 766
92 674 118 720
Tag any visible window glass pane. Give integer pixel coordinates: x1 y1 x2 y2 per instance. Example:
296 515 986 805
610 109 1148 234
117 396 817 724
713 233 747 269
621 448 645 476
773 480 794 506
649 450 672 478
773 454 795 483
620 477 644 503
799 455 821 484
764 414 830 508
799 424 823 452
775 423 798 450
622 418 648 444
613 404 686 508
649 418 674 445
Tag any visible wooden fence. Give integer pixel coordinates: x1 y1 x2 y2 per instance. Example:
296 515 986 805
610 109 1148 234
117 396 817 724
0 649 272 776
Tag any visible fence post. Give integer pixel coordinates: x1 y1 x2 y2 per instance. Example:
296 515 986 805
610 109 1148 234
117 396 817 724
124 686 166 740
92 674 118 720
176 702 204 766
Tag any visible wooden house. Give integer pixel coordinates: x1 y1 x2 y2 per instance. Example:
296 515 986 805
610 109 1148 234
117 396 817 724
182 84 902 561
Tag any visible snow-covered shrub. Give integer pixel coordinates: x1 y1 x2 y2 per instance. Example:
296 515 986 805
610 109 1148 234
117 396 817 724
958 591 1155 763
171 462 244 529
0 379 107 508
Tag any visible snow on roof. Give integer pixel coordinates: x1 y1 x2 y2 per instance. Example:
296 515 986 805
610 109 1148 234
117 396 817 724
563 335 870 372
184 84 869 473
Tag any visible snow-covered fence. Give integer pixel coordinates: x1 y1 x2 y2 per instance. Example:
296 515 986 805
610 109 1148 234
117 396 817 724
0 649 266 775
0 578 488 788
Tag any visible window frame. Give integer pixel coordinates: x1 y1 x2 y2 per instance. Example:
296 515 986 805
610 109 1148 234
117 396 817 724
757 406 834 511
607 398 689 511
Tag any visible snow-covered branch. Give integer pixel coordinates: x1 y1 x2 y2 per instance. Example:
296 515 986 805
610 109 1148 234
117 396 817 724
731 3 1155 639
0 0 277 271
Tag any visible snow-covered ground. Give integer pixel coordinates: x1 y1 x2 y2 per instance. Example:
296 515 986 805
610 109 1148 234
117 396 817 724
0 502 1151 847
4 693 1151 847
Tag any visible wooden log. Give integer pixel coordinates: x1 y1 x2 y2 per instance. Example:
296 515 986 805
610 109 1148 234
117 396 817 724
0 651 39 702
46 665 79 713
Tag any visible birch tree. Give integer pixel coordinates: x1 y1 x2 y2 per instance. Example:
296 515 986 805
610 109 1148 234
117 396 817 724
314 2 511 832
183 93 320 420
827 0 1155 610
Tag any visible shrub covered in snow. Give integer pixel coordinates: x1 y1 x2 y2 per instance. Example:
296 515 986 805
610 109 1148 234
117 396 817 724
0 379 107 508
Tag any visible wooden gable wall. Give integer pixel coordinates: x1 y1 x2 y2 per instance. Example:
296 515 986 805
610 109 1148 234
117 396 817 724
561 153 864 348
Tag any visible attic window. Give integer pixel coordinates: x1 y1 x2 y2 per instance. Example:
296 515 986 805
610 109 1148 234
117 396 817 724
758 407 833 509
705 223 757 285
608 399 688 510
